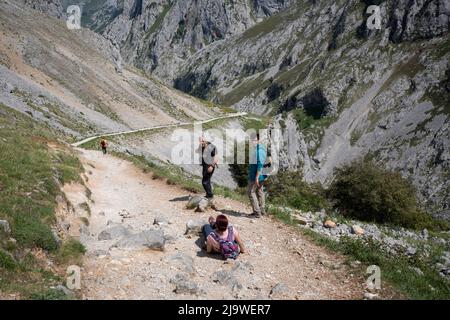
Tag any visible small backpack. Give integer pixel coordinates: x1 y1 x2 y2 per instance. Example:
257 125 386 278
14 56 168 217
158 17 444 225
210 226 240 260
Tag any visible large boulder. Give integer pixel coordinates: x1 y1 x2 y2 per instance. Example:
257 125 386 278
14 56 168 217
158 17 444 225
269 282 291 299
186 196 204 209
323 220 337 228
185 219 205 235
114 229 165 251
351 225 365 236
170 273 199 295
98 224 130 240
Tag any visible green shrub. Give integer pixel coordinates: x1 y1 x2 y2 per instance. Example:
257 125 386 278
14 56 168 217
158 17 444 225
229 141 249 188
53 151 84 184
56 238 86 265
328 160 446 230
267 170 329 212
12 215 58 251
0 250 17 270
30 288 69 300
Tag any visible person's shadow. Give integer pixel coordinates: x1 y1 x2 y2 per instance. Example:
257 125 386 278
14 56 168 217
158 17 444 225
218 209 253 219
194 236 224 260
169 195 191 202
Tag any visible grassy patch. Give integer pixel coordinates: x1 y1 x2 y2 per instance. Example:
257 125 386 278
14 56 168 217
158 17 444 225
0 250 64 299
299 229 450 300
147 3 173 35
79 202 91 216
55 238 86 265
0 250 17 270
0 104 84 298
267 207 449 300
266 171 330 213
102 149 247 204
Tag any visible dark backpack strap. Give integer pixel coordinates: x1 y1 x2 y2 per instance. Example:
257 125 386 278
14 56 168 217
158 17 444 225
227 226 234 242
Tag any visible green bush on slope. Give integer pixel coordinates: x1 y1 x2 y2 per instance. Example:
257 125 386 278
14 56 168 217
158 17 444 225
328 160 447 230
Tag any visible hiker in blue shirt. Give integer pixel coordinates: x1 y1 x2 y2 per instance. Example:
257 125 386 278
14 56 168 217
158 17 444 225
247 132 266 218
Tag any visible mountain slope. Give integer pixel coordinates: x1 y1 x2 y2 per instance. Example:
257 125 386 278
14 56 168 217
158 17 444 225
170 0 449 217
15 0 450 218
56 0 295 82
1 0 222 141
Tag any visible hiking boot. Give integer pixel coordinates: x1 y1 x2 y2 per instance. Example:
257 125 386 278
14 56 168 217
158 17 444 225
250 212 262 218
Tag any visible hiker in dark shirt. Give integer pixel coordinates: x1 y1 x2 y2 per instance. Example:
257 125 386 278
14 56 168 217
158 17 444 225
198 136 218 200
100 138 108 155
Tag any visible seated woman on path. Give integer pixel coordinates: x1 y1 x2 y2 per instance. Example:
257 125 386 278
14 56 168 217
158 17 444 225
202 214 246 259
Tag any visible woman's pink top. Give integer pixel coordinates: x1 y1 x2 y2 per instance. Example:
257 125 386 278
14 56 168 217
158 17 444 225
207 226 239 252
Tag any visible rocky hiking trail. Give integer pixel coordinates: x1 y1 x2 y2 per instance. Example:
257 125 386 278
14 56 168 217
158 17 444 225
65 148 372 300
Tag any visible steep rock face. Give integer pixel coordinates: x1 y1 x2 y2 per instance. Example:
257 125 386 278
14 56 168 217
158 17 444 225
62 0 293 81
174 0 449 113
388 0 450 42
185 0 447 217
19 0 66 19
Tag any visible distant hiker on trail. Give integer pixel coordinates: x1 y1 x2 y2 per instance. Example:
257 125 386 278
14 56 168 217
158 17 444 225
202 214 246 259
100 138 108 154
248 132 267 218
198 136 218 204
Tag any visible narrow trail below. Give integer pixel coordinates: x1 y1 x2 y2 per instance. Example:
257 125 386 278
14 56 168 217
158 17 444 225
68 149 367 300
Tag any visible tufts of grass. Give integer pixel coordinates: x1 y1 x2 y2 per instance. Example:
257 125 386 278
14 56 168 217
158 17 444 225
30 288 70 300
79 202 91 216
0 249 17 270
300 229 450 300
55 238 86 265
267 171 330 213
0 103 85 298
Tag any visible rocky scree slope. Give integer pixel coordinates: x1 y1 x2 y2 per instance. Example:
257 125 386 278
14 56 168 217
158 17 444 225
1 0 221 141
56 0 295 82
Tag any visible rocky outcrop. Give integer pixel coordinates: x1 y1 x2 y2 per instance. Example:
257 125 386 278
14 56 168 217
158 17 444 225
114 229 166 250
98 224 131 241
20 0 65 19
388 0 449 42
74 0 294 81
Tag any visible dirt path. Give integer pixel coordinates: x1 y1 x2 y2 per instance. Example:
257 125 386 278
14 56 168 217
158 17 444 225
65 149 367 300
71 112 248 147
